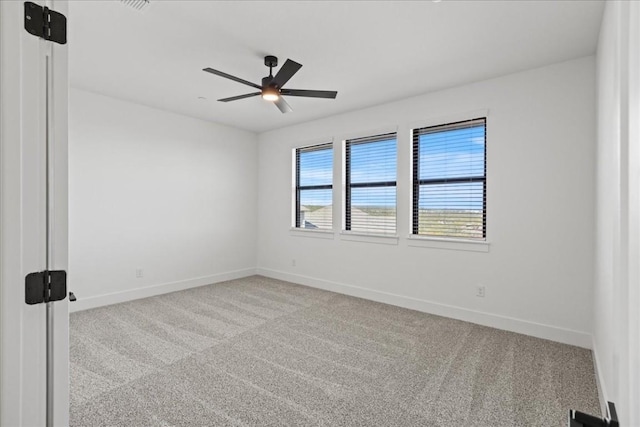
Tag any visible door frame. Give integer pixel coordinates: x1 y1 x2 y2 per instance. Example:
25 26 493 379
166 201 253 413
0 1 69 425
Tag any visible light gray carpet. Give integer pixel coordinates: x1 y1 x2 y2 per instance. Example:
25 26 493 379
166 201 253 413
70 275 600 426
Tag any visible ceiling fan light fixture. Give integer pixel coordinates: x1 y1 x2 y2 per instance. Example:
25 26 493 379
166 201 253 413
262 87 280 101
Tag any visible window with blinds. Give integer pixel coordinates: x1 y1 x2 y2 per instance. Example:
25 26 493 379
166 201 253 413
345 133 397 234
412 118 486 240
295 143 333 230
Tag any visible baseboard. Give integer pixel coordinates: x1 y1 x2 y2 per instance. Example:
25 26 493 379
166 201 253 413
70 268 257 313
256 268 592 349
591 337 609 417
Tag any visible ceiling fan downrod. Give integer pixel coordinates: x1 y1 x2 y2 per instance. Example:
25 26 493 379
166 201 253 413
264 55 278 80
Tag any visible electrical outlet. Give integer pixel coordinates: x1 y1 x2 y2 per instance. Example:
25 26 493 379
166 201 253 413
291 259 296 267
476 285 485 298
136 268 143 278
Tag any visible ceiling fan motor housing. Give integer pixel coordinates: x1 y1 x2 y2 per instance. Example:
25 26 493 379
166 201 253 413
262 76 277 88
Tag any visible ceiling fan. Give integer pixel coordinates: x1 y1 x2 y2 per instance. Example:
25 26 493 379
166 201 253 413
203 55 338 114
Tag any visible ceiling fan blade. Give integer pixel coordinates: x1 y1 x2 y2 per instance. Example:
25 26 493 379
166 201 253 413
274 97 293 114
217 92 261 102
281 89 337 99
272 59 302 88
203 67 262 90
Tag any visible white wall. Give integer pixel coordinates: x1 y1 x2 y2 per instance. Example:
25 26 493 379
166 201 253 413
257 56 596 348
594 1 640 424
69 89 258 310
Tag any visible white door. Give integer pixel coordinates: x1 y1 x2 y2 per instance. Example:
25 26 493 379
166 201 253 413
0 1 69 426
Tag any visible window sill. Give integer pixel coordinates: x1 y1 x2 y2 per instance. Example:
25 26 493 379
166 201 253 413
340 231 399 245
407 235 490 252
289 228 335 239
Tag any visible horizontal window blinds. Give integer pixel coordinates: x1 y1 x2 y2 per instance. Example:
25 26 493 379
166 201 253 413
296 143 333 230
412 118 486 240
346 133 397 234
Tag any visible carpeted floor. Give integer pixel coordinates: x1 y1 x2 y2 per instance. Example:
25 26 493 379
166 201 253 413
70 275 600 426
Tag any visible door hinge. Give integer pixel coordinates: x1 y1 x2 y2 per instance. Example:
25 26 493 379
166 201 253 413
25 270 67 305
24 1 67 45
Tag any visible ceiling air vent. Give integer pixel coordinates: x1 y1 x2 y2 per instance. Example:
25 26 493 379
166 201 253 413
120 0 150 12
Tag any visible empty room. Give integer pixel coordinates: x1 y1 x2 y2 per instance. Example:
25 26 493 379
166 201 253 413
0 0 638 426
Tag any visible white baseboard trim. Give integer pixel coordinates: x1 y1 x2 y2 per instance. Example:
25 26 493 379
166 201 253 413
70 268 257 313
591 337 609 416
256 268 592 349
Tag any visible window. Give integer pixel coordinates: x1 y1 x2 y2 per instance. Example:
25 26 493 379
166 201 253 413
295 143 333 230
412 118 486 240
345 133 397 234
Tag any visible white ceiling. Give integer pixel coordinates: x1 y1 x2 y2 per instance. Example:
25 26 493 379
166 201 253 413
68 0 604 133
